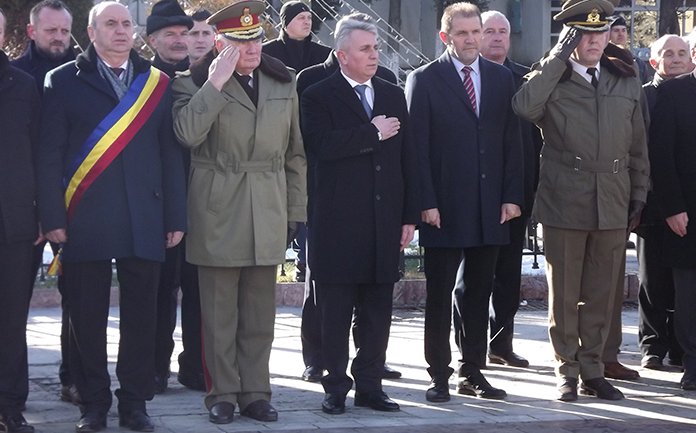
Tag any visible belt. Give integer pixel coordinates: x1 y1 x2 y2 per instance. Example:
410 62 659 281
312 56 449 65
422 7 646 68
542 147 627 174
191 155 283 173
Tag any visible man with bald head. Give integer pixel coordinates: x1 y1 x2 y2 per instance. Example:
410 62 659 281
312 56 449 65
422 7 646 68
637 34 693 371
36 2 186 431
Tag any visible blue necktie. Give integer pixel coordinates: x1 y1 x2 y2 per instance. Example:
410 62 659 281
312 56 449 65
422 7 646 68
354 84 372 118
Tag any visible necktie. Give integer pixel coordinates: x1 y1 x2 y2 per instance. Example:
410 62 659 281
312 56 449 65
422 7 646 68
354 84 373 118
586 67 598 88
462 66 477 113
109 67 124 78
235 74 257 106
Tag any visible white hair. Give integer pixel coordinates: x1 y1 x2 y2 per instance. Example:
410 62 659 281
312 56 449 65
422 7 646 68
334 13 378 51
481 10 510 33
88 1 130 28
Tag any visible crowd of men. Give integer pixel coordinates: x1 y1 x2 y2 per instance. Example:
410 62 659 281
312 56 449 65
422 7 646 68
1 0 696 431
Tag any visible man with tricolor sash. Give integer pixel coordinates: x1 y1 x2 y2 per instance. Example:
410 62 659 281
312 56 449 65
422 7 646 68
35 2 186 432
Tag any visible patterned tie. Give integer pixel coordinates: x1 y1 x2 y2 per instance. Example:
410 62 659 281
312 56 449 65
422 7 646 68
354 84 373 118
109 67 124 79
462 66 477 113
586 67 599 88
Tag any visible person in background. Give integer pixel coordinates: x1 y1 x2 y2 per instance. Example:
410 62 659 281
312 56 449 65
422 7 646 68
11 0 80 407
0 7 41 433
187 9 215 62
609 15 651 83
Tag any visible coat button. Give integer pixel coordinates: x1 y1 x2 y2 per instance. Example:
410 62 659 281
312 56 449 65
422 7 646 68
376 194 381 201
481 174 486 179
479 149 485 154
375 164 381 172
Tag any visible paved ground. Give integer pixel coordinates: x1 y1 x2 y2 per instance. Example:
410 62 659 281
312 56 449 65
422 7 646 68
23 304 696 433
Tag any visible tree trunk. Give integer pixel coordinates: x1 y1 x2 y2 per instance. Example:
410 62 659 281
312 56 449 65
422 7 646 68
659 0 681 36
388 0 402 55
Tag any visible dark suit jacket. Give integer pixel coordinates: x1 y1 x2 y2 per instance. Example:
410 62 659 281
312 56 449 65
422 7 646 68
262 32 331 73
301 71 419 284
405 53 523 248
11 41 77 96
0 51 40 244
649 72 696 268
36 44 186 263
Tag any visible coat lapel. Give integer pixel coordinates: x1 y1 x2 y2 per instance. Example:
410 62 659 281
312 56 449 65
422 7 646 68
221 75 255 112
330 71 370 122
434 52 476 115
478 57 494 120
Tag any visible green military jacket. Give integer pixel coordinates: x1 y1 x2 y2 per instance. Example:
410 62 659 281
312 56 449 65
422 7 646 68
513 55 649 230
172 52 307 267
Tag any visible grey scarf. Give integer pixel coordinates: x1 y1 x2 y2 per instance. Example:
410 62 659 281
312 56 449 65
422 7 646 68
97 57 134 99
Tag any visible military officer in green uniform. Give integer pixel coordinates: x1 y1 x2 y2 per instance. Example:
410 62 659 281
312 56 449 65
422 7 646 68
172 0 306 424
513 0 649 402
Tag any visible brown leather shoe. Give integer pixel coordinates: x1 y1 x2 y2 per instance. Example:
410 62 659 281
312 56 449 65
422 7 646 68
604 362 640 380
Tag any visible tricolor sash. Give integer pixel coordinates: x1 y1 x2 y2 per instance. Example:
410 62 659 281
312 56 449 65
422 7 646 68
64 66 169 219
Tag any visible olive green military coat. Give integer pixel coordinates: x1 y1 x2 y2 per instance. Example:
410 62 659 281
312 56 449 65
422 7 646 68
172 52 307 267
512 55 649 230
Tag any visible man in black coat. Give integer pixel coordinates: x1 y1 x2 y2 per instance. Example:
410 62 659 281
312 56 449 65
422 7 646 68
637 34 692 371
300 13 419 415
296 51 401 383
478 9 541 369
405 3 523 403
36 3 186 431
10 0 79 406
646 37 696 391
263 1 331 73
0 8 41 433
145 0 205 395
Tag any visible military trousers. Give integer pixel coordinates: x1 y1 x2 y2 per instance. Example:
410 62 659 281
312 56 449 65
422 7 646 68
544 226 625 380
198 265 276 411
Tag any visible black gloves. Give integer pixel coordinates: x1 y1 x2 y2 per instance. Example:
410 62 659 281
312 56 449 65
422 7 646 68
627 200 645 233
550 26 582 62
287 221 298 247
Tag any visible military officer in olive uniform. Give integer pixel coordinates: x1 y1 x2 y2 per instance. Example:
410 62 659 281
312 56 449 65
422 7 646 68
513 0 649 402
172 0 306 425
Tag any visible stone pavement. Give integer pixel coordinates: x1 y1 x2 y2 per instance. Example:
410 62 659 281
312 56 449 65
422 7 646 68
23 304 696 433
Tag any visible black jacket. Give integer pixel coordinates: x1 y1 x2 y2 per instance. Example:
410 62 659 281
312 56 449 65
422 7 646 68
152 53 190 79
11 41 77 95
262 31 331 72
0 51 40 243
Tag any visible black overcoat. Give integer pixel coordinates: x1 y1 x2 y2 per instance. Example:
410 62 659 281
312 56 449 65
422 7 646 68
0 52 40 244
405 53 523 248
300 71 419 284
36 44 186 263
649 71 696 268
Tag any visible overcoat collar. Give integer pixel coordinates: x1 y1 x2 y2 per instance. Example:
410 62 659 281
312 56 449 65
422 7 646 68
75 43 151 100
326 69 385 122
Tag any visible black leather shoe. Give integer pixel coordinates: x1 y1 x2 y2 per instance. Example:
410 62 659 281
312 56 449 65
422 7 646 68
118 409 154 432
382 364 402 379
241 399 278 422
557 377 578 402
0 412 34 433
177 371 206 391
456 371 507 399
75 411 106 433
321 393 346 415
354 391 400 412
208 402 235 424
488 352 529 368
680 374 696 390
302 365 324 382
153 372 169 394
60 384 82 405
425 380 450 403
580 377 624 400
641 355 663 370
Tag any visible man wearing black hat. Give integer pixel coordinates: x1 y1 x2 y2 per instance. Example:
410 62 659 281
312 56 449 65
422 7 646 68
145 0 203 396
609 15 651 84
513 0 649 402
172 0 306 424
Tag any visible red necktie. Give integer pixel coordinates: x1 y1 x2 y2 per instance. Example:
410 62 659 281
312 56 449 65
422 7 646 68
462 66 477 113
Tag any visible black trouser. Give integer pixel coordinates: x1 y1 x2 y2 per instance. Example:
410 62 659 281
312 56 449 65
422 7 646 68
64 258 159 414
317 282 393 396
154 244 180 377
178 258 202 376
32 240 73 386
0 241 33 413
489 214 529 355
637 225 683 362
300 278 322 368
671 268 696 376
424 246 499 381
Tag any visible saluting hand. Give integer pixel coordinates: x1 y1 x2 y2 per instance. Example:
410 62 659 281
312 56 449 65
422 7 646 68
371 115 400 141
208 45 240 91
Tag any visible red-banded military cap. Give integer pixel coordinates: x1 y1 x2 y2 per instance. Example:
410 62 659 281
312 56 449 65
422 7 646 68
553 0 615 32
207 0 265 41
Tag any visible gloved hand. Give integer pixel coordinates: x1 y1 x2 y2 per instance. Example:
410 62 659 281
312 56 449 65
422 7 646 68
550 26 581 62
286 221 298 247
627 200 645 233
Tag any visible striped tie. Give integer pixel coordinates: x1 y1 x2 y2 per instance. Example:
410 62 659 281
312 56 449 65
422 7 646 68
462 66 477 113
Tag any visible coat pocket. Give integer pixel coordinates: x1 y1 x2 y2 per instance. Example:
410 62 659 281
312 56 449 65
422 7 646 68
207 170 225 214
